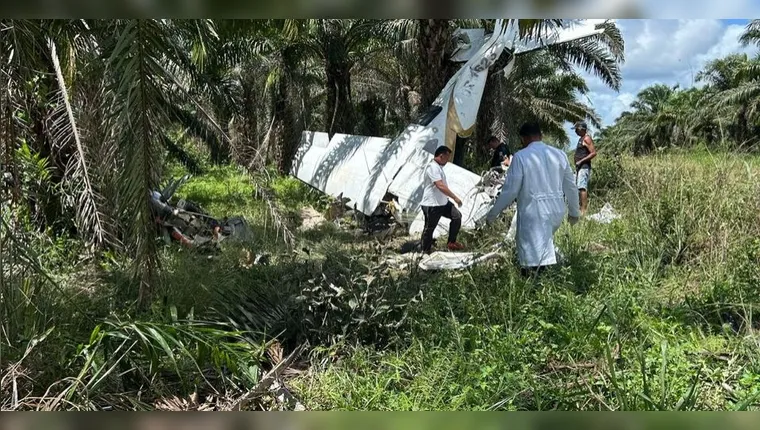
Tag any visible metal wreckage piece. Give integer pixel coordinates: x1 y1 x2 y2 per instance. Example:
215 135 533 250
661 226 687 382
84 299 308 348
290 19 612 242
149 175 254 252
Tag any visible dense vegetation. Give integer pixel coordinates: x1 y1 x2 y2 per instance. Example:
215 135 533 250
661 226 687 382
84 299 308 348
2 19 760 411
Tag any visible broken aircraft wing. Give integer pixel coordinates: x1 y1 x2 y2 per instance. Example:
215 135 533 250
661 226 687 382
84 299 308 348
291 131 414 215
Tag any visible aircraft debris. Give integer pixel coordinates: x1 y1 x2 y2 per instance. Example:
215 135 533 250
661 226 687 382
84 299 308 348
149 175 254 251
291 19 613 240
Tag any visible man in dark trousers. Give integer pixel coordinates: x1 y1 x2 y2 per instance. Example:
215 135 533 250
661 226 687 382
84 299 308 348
485 135 512 170
419 146 465 254
573 121 597 216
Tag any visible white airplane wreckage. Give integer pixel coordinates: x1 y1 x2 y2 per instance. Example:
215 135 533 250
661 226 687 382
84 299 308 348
291 19 612 270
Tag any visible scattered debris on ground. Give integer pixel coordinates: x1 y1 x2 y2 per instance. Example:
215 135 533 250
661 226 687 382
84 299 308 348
587 202 620 224
239 248 271 268
417 250 502 271
588 242 612 253
292 171 625 274
384 244 505 271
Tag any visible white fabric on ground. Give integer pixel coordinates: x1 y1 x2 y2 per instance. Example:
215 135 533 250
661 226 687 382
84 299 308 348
417 251 501 271
587 202 620 224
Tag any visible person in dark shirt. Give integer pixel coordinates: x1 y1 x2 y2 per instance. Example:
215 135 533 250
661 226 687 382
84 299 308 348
485 136 512 170
573 121 597 216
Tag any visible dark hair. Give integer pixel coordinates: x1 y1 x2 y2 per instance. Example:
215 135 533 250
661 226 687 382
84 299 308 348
518 122 542 137
434 145 452 157
485 135 499 145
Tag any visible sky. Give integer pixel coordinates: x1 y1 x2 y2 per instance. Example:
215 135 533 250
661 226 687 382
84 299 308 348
571 19 757 138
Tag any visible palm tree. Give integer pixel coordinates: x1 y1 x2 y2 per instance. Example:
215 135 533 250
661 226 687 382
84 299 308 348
94 19 222 307
606 84 704 154
1 19 227 308
482 51 602 152
304 20 382 136
381 19 486 112
0 20 95 232
697 53 760 148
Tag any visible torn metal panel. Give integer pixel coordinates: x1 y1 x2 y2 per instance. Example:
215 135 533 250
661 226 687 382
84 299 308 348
383 249 501 271
450 28 487 62
290 131 331 186
587 202 620 224
318 133 397 215
385 146 432 214
451 20 515 133
428 20 514 153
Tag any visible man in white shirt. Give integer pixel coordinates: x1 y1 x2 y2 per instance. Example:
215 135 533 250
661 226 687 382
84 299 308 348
420 145 465 254
486 122 580 276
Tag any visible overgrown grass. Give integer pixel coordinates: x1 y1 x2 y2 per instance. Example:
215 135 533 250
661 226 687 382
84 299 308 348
285 151 760 411
4 152 760 410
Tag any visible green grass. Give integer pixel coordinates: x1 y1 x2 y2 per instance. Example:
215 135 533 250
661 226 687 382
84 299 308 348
4 151 760 410
283 151 760 411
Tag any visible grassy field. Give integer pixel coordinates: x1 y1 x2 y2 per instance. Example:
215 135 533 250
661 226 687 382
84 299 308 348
283 151 760 411
3 150 760 410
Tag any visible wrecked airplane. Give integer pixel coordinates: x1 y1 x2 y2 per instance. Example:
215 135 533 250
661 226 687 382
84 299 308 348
291 19 611 240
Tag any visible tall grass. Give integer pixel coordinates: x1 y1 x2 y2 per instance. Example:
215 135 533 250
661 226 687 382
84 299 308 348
289 152 760 410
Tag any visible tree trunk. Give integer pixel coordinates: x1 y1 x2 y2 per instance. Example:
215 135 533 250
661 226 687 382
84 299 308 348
209 114 231 165
2 94 21 206
452 136 467 166
417 19 453 108
325 59 353 136
737 104 748 147
357 94 384 136
324 26 354 136
29 76 69 232
472 50 515 166
273 47 299 175
474 76 498 161
240 73 259 165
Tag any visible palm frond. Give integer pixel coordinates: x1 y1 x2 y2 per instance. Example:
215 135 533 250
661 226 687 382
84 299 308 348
48 38 116 249
546 36 622 91
714 82 760 109
739 19 760 47
102 19 186 307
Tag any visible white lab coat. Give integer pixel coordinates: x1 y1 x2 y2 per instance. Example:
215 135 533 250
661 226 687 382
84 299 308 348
486 141 580 267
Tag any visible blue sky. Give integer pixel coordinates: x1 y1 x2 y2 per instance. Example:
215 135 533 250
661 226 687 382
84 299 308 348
572 19 756 137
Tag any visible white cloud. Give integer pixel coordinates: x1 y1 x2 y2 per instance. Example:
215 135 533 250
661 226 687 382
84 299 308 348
574 19 757 138
638 0 760 19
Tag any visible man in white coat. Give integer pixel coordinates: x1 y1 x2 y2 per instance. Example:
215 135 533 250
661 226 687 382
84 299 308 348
485 122 580 276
